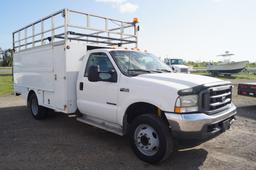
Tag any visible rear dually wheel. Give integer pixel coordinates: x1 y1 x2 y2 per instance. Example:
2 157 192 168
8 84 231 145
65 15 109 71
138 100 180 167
28 93 48 120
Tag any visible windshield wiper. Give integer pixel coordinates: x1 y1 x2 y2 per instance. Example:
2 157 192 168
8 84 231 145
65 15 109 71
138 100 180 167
157 69 171 73
150 70 163 73
127 69 152 76
128 69 152 73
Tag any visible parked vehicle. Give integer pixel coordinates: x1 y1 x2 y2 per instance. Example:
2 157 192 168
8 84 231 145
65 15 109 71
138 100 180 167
164 58 190 73
13 9 237 163
207 51 248 76
238 83 256 97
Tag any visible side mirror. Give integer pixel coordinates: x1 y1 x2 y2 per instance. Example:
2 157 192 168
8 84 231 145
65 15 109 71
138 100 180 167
88 66 117 83
99 70 117 82
88 65 99 82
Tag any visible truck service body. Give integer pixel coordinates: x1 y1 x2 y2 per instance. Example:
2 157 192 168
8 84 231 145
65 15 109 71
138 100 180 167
13 9 237 163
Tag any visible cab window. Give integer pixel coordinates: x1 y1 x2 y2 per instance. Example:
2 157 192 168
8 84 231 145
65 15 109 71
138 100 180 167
84 52 115 77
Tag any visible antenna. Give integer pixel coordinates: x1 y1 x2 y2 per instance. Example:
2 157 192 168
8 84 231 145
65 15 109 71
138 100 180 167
217 51 235 57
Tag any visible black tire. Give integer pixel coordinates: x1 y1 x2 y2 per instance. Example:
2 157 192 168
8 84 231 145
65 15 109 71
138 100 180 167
214 72 219 77
210 71 217 77
128 114 173 164
28 93 47 120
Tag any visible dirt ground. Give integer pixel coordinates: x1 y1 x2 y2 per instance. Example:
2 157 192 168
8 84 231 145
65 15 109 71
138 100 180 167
0 81 256 170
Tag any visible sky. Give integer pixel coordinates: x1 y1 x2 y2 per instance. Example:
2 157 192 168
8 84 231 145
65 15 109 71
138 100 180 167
0 0 256 62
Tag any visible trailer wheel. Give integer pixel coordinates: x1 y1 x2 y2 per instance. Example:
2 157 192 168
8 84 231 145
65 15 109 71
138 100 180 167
28 93 47 120
128 114 173 164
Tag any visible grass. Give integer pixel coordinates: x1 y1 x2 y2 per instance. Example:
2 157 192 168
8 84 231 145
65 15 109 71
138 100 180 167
0 67 12 75
0 67 12 69
0 76 13 96
0 67 12 71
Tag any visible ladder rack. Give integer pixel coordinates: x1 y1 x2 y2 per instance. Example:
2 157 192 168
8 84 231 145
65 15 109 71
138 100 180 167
13 9 139 52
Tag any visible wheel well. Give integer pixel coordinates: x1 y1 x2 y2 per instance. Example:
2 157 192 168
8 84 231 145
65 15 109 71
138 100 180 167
123 102 169 133
27 90 36 104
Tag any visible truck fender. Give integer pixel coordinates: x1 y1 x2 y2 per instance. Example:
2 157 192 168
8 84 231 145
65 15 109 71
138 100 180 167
27 89 44 106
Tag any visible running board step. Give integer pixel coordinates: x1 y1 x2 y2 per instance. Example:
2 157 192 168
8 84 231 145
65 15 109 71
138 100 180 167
77 115 123 136
68 112 83 118
68 114 78 118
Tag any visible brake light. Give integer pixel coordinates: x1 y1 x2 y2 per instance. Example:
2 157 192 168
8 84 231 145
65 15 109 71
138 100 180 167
241 91 247 95
251 85 256 89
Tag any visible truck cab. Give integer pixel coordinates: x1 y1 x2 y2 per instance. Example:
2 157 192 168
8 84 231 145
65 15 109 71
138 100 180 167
164 58 190 73
13 9 237 164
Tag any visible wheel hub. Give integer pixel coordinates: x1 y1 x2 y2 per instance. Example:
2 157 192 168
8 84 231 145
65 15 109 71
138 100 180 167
134 124 160 156
140 135 149 146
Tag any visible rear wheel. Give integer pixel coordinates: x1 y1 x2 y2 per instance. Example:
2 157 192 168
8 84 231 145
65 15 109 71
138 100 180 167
128 114 173 164
213 72 219 77
28 93 47 120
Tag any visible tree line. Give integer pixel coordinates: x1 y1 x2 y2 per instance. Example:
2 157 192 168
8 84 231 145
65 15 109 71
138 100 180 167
0 47 13 67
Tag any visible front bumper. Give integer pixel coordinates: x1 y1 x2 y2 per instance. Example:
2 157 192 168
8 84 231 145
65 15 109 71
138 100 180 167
164 103 237 139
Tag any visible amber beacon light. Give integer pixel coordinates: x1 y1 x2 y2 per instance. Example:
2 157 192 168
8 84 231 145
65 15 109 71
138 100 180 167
133 17 139 23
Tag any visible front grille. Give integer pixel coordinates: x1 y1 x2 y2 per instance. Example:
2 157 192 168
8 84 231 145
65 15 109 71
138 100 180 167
199 85 232 114
180 68 188 73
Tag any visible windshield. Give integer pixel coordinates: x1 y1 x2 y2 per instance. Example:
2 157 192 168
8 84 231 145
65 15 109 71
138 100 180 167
170 59 184 65
110 50 171 76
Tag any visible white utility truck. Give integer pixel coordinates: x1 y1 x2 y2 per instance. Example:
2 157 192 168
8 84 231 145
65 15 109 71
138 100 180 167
164 58 190 73
13 9 237 163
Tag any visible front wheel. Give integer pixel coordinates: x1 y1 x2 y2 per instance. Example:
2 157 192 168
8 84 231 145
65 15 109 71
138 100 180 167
128 114 173 164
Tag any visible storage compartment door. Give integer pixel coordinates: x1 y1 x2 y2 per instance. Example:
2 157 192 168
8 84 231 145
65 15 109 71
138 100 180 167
53 44 67 111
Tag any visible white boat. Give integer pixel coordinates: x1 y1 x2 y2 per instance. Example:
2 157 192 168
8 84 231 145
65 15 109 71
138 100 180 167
207 51 249 76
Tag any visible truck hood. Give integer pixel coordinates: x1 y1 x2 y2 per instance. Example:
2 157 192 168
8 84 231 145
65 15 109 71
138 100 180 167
137 73 225 88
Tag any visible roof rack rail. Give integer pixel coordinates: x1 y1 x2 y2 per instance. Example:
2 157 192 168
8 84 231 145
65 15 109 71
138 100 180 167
12 8 139 52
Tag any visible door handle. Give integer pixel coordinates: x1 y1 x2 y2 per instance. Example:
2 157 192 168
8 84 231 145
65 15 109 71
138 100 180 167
79 82 84 91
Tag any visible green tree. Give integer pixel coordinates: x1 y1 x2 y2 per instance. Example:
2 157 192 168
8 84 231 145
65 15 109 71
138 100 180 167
2 49 13 67
0 47 3 66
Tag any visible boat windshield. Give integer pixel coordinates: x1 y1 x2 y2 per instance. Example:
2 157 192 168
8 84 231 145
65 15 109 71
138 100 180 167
110 50 171 76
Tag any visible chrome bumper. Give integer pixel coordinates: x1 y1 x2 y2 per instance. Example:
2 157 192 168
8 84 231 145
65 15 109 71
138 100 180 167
164 103 237 139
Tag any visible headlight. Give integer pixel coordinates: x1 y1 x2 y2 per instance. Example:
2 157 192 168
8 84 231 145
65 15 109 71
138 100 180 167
175 95 198 113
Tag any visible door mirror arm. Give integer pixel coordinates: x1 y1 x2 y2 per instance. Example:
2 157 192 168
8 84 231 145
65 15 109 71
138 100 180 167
110 71 117 82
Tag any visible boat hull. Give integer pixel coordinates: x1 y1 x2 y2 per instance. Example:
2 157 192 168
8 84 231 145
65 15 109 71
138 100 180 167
207 61 248 74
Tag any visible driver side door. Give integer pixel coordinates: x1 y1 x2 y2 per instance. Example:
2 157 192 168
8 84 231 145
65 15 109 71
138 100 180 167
77 52 119 123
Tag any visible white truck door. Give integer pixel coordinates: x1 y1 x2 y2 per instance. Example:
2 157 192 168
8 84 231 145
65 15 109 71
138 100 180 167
77 52 118 123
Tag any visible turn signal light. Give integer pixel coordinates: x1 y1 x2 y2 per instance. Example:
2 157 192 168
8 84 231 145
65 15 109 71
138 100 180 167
174 107 181 113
